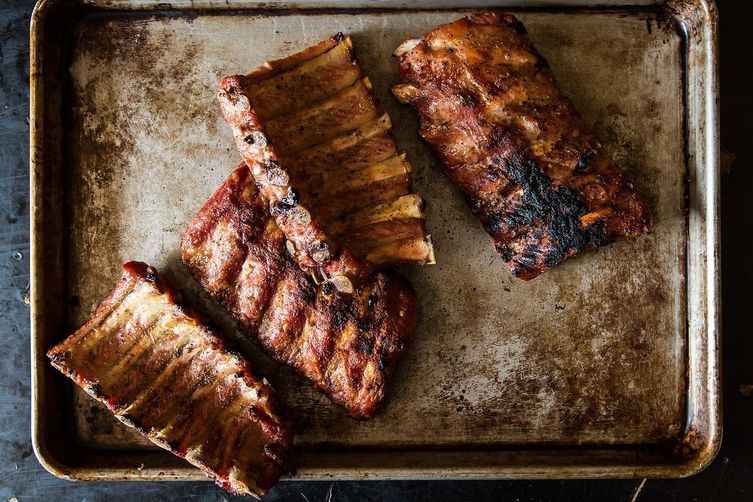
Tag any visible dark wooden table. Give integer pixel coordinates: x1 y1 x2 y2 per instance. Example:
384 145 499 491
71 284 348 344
1 1 749 500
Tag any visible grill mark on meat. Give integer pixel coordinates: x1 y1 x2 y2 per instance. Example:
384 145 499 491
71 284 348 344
116 343 206 415
106 322 198 408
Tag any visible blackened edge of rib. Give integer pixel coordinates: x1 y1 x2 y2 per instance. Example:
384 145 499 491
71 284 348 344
482 156 607 279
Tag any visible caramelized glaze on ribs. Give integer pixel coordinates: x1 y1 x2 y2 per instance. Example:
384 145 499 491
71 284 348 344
218 34 434 291
182 165 418 419
392 11 651 279
47 262 292 497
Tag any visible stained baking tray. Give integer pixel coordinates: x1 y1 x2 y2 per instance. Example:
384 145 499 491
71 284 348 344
30 0 719 482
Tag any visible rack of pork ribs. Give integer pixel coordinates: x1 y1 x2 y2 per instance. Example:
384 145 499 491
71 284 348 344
392 11 650 280
48 262 293 497
184 34 434 420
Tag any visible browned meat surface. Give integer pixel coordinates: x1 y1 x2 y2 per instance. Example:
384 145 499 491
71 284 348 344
218 34 433 292
392 11 651 280
182 165 418 419
47 262 292 497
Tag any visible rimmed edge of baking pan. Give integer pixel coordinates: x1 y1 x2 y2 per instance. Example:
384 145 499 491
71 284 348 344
30 0 720 482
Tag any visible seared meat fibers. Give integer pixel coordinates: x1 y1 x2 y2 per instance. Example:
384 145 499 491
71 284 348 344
47 262 292 497
218 34 434 290
182 165 418 419
392 11 651 279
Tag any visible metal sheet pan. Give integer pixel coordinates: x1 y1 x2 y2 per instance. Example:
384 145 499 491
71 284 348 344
30 0 720 482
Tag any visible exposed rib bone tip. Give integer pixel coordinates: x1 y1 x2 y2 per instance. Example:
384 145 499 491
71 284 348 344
394 39 421 57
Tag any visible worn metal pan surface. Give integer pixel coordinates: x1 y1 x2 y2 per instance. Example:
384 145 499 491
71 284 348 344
30 0 719 482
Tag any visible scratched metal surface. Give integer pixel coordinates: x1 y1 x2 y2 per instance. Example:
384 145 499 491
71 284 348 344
62 9 686 450
6 0 752 500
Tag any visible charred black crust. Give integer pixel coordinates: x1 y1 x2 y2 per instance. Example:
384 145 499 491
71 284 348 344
120 413 150 435
376 346 390 372
510 18 528 35
355 334 374 354
244 131 268 148
48 352 65 364
280 187 299 207
220 76 244 96
482 211 504 235
321 282 334 295
482 155 607 276
534 55 550 70
310 239 328 253
300 285 316 304
165 439 182 453
333 32 345 43
270 187 300 216
575 149 596 174
330 301 350 329
458 88 480 108
355 318 372 333
496 242 514 261
366 294 378 308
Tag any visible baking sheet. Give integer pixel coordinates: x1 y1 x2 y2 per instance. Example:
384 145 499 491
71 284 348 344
31 0 720 480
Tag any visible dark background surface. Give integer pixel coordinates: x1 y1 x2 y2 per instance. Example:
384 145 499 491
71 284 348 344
1 0 750 500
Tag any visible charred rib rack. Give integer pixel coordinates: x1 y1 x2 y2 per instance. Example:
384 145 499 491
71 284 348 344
392 11 651 279
218 34 434 291
182 165 418 419
47 262 292 497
